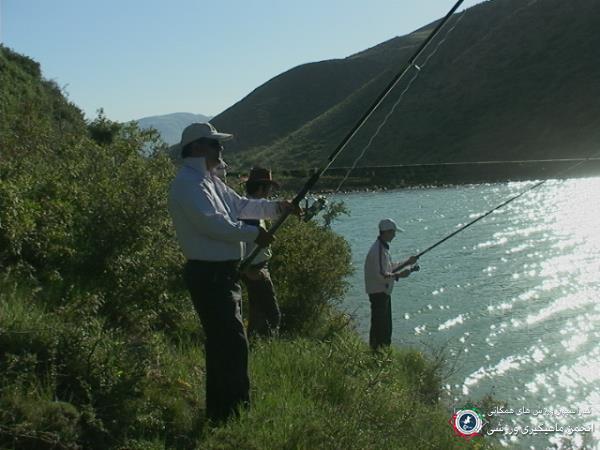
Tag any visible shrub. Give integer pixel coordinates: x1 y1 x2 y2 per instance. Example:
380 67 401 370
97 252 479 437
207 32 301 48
268 215 353 335
0 105 195 333
1 96 353 336
0 278 204 449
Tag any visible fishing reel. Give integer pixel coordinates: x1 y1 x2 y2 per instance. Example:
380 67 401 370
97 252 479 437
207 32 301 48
302 195 327 222
393 263 420 280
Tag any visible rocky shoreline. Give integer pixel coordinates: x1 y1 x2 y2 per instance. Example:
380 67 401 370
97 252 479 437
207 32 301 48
227 158 600 194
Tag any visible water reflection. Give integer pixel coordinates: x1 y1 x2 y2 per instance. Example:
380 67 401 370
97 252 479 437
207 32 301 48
331 177 600 448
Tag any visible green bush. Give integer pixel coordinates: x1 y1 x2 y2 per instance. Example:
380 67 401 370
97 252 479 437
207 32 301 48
268 215 353 335
0 278 204 449
1 95 353 338
1 46 354 338
0 104 194 333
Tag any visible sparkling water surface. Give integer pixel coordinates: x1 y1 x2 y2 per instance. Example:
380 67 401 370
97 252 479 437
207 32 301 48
330 178 600 449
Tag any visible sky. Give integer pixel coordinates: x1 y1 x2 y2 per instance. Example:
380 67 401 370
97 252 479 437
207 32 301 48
2 0 486 122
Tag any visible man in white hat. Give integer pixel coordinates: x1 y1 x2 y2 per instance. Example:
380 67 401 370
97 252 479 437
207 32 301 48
364 218 417 350
167 122 296 423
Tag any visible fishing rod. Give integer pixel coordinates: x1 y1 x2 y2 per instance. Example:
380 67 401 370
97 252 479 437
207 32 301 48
334 9 467 192
333 0 542 194
241 0 466 271
400 152 600 267
415 179 546 259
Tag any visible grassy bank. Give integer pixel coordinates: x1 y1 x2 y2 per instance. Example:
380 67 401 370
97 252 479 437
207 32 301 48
1 278 493 450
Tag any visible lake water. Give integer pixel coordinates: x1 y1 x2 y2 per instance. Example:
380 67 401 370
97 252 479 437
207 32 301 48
329 177 599 449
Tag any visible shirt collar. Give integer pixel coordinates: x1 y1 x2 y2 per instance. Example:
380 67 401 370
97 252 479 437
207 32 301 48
183 157 210 176
378 236 390 250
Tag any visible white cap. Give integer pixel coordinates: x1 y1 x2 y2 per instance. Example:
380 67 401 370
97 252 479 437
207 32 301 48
171 122 233 158
378 218 403 232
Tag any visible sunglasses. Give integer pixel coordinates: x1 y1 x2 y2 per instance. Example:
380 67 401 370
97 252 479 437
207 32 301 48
195 138 223 151
207 139 224 151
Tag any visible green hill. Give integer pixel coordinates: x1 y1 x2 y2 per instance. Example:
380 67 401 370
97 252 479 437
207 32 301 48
212 58 385 153
0 46 87 156
211 0 600 171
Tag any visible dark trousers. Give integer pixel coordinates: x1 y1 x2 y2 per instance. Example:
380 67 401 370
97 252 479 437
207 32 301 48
241 264 281 337
369 292 392 350
183 260 250 423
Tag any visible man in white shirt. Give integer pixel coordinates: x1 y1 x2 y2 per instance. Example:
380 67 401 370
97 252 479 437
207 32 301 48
168 122 295 423
364 218 417 350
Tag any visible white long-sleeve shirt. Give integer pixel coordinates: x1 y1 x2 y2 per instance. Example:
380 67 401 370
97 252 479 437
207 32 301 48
168 157 281 261
364 237 396 295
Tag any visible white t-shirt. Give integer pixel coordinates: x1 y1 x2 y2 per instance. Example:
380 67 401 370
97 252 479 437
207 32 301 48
364 238 396 295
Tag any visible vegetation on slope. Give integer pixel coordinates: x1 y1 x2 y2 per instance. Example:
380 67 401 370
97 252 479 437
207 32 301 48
0 45 496 449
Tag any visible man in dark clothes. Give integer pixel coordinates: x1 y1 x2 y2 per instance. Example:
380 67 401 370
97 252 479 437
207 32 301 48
240 167 282 337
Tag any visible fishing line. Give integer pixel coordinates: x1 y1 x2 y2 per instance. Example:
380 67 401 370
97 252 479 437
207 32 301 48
449 0 539 67
335 10 467 192
330 157 600 170
412 150 600 261
334 0 541 193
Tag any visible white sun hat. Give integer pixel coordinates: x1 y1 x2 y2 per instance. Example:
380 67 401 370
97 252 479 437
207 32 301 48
378 218 404 232
171 122 233 158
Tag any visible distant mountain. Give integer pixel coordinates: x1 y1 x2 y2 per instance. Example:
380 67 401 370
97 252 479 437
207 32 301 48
137 112 212 145
211 0 600 170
